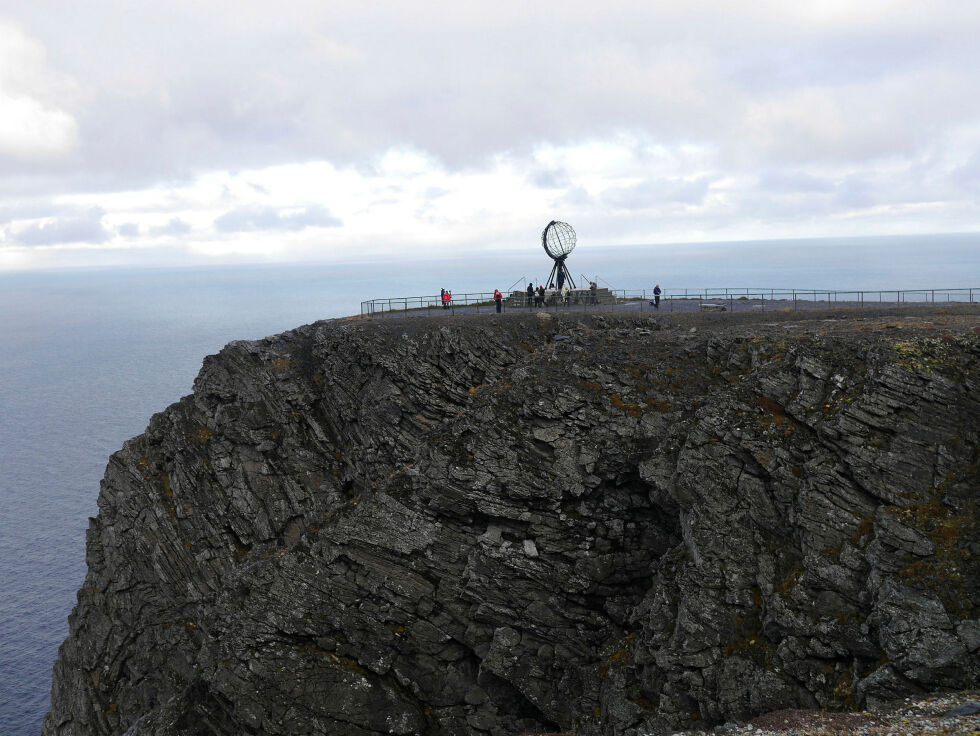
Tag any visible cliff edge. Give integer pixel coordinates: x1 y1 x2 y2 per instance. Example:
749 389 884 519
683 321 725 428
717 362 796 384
44 308 979 736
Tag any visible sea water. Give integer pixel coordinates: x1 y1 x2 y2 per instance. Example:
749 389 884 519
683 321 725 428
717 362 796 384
1 233 978 734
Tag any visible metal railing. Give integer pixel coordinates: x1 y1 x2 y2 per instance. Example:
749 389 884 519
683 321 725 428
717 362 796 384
361 287 978 316
361 292 501 315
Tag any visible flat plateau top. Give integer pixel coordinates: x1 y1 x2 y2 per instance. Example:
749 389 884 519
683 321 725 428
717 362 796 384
353 303 980 339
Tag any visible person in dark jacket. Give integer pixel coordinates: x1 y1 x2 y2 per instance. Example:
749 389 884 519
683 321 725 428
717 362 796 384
653 284 661 309
526 283 534 307
536 284 545 307
493 288 503 313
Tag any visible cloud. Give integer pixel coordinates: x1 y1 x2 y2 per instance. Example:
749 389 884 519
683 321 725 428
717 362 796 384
0 200 74 223
528 168 570 189
552 185 599 213
149 217 192 237
953 150 980 190
0 20 79 160
0 94 78 160
604 176 714 209
3 2 974 182
1 2 979 269
13 208 109 246
758 170 834 194
835 177 876 209
213 204 342 233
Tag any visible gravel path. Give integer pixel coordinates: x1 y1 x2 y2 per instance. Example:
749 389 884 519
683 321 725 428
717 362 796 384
520 691 980 735
667 691 980 736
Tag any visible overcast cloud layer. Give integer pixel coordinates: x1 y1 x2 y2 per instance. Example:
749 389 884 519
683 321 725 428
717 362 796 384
1 1 978 270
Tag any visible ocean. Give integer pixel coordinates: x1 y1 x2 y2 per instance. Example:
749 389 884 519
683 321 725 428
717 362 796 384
1 233 978 734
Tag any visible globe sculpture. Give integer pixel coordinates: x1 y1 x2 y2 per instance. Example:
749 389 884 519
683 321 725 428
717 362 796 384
541 220 577 291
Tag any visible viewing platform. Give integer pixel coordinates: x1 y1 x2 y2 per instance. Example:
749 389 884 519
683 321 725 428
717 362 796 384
507 285 617 307
361 287 978 317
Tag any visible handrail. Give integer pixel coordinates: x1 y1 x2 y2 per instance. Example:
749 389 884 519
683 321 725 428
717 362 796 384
506 276 528 293
360 287 978 315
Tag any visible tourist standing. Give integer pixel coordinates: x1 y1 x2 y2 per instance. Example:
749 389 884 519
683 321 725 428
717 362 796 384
493 288 502 313
653 284 661 309
526 283 534 307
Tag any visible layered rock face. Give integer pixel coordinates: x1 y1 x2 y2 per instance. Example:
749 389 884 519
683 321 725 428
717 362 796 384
45 309 979 736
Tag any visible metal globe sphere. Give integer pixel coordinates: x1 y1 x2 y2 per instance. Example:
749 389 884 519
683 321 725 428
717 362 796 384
542 220 576 260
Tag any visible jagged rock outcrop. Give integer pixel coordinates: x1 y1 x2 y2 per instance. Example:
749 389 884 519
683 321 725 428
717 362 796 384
44 309 979 736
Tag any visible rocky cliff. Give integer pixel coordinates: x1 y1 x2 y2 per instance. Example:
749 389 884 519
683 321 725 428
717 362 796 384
45 308 979 736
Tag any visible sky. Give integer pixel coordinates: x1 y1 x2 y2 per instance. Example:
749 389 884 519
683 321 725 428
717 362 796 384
1 1 979 271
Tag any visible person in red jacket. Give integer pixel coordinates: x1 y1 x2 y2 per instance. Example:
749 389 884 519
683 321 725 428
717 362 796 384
493 288 502 313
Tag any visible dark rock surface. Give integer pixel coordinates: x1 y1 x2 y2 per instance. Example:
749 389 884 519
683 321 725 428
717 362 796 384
44 307 980 736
